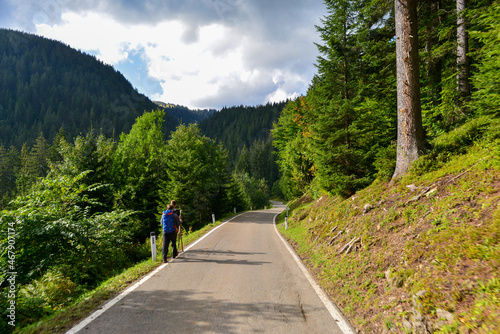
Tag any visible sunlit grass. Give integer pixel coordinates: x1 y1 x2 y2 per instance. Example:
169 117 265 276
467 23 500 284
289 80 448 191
276 131 500 333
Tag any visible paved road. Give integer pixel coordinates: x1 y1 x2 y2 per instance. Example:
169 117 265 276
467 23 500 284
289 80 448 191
69 204 351 333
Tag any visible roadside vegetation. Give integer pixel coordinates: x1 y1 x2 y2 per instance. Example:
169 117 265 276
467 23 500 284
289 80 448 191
14 215 234 334
276 117 500 333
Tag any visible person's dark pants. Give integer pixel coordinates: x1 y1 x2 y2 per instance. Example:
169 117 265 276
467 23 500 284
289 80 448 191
162 231 177 262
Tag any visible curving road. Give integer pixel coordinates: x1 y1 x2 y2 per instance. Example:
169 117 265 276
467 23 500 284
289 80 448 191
67 203 353 334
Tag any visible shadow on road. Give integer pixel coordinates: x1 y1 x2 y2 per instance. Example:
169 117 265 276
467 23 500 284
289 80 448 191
87 289 320 334
176 249 270 266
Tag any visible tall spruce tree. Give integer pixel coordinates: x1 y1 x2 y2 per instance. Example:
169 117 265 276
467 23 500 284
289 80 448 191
457 0 471 104
308 0 396 196
468 1 500 117
162 123 229 228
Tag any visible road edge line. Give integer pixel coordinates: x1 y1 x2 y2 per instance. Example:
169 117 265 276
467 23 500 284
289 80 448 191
65 213 246 334
273 212 356 334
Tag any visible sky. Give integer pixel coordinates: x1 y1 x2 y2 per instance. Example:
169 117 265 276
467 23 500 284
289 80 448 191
0 0 326 110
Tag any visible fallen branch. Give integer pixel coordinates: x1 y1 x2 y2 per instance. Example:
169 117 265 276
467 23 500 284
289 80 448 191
329 230 343 245
405 187 430 205
345 237 360 255
339 236 358 254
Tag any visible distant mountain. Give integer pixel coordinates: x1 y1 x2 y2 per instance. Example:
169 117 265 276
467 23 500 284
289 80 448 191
0 29 180 148
199 102 286 158
153 101 216 124
198 102 286 190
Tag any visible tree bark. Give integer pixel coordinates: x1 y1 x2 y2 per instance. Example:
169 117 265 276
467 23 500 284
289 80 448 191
457 0 470 102
391 0 425 181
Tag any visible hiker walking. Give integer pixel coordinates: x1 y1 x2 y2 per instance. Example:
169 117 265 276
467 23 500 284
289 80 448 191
161 203 182 263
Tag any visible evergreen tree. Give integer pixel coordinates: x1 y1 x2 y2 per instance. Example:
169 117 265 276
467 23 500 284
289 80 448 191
226 172 251 212
0 145 9 207
28 132 50 178
16 144 32 196
457 0 471 104
52 130 116 215
308 0 397 196
468 2 500 117
272 97 315 199
162 123 229 228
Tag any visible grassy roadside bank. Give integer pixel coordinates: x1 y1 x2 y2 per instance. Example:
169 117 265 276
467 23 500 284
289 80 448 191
276 138 499 333
16 213 240 334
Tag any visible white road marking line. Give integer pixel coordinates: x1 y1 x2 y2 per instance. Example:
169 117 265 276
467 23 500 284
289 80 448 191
273 212 356 334
65 213 245 334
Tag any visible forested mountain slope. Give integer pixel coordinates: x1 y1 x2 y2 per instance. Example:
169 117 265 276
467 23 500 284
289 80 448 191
0 29 207 148
199 102 286 191
153 101 216 124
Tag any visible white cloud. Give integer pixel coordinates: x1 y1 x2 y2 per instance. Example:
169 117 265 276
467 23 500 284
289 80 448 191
22 1 325 109
36 12 134 65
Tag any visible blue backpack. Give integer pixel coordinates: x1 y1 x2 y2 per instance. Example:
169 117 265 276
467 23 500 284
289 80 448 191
162 210 176 233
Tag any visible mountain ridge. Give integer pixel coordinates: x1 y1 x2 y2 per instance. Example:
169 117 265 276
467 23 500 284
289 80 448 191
0 29 216 148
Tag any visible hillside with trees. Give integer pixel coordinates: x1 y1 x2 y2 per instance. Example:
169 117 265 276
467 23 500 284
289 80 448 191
272 0 499 332
199 102 286 195
0 108 275 333
153 101 216 124
272 0 498 200
0 29 178 148
0 29 223 206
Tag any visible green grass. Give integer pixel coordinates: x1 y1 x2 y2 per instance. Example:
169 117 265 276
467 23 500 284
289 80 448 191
276 126 500 333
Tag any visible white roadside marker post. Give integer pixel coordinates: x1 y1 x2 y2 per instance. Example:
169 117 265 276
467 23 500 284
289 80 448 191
285 206 289 230
150 232 157 261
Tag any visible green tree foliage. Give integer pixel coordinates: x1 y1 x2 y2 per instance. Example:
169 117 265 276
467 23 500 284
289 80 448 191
418 0 495 136
236 173 270 210
0 172 134 286
226 172 252 212
0 171 134 331
468 2 500 117
273 0 396 198
272 97 315 200
153 101 216 124
273 0 494 198
113 109 167 241
199 102 285 191
52 131 117 215
162 123 230 228
312 0 397 195
236 137 279 190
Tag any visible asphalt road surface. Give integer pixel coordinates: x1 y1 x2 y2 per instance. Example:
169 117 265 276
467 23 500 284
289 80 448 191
68 203 352 334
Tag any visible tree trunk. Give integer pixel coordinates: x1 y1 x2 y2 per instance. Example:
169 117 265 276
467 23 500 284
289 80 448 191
391 0 425 181
457 0 470 103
